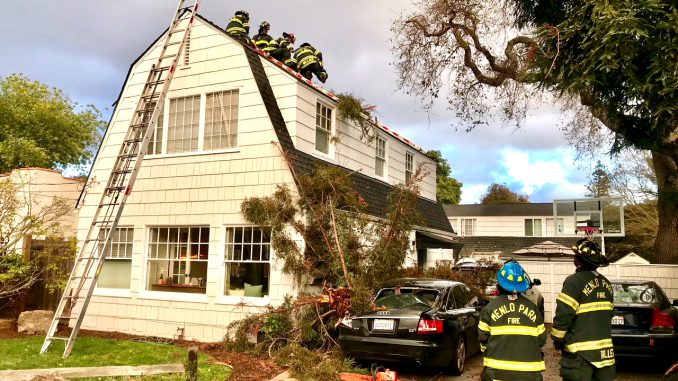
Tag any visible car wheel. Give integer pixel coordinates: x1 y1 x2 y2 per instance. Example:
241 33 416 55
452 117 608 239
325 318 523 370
448 335 466 375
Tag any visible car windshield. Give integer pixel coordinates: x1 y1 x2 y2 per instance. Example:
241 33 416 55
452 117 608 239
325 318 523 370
613 283 658 304
374 288 439 310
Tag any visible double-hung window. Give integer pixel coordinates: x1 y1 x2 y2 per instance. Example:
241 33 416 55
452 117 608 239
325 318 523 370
98 227 134 289
167 95 200 154
146 90 240 156
375 136 386 177
205 91 239 150
315 102 332 154
224 227 271 298
405 152 414 183
461 218 477 236
147 227 209 294
525 219 543 237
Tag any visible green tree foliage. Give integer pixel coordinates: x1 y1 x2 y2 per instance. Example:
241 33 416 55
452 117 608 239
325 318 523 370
585 161 611 198
426 150 463 204
0 74 105 173
480 183 529 204
392 0 678 262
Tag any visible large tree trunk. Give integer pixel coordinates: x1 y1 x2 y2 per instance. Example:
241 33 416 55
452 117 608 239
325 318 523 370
652 151 678 264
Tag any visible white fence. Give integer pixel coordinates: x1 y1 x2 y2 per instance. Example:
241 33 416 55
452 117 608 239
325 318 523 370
521 262 678 323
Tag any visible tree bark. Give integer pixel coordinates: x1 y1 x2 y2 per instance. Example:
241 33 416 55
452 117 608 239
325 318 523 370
652 151 678 264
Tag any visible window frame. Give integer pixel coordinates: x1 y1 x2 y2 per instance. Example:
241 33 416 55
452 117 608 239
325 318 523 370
405 152 414 183
314 101 335 157
524 218 543 237
96 226 134 290
145 90 241 159
375 135 387 178
460 218 477 236
221 225 273 302
144 226 211 295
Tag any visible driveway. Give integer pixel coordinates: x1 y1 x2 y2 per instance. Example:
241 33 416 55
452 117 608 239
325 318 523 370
394 338 666 381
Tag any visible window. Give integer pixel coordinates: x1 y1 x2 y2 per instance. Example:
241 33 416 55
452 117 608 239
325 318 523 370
546 218 565 235
149 103 163 155
205 91 238 150
167 95 200 154
461 218 476 236
405 152 414 183
147 227 209 294
224 227 271 298
525 219 543 237
315 102 332 154
448 285 472 309
98 227 134 289
375 136 386 177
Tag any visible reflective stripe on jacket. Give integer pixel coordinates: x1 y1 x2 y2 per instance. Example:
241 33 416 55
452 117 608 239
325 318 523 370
252 34 272 50
226 16 249 36
293 46 323 69
479 294 547 381
552 270 615 368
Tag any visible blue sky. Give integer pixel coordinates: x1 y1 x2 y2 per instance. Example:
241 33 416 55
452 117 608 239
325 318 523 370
1 0 593 204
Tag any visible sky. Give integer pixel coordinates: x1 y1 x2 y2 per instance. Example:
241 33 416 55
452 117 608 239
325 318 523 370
0 0 593 204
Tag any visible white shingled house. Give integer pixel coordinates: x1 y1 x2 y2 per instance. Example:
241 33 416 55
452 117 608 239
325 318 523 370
76 13 455 341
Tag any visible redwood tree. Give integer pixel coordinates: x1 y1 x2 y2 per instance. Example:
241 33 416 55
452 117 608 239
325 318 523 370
392 0 678 262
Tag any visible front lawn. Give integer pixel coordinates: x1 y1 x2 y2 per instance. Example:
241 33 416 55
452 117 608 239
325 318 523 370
0 336 231 380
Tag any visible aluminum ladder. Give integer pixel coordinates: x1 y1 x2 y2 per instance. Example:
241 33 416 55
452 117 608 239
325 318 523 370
40 0 202 357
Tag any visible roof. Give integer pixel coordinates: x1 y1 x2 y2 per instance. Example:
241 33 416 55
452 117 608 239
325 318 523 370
244 46 453 233
457 236 588 257
1 168 84 182
444 203 554 217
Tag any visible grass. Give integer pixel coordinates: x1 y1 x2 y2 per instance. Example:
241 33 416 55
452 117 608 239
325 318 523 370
0 336 231 380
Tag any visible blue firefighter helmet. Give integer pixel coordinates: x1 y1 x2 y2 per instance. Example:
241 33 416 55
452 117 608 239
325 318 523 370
497 260 530 293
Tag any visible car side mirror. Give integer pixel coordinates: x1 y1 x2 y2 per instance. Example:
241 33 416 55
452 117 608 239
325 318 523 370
532 279 542 286
673 299 678 307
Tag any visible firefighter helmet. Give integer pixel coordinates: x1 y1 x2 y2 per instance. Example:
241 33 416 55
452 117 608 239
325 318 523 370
497 260 530 293
235 10 249 20
283 32 296 43
260 21 270 30
572 238 608 267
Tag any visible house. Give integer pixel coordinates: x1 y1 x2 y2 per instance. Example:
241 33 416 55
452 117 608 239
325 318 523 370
75 13 454 341
444 203 586 262
0 168 82 255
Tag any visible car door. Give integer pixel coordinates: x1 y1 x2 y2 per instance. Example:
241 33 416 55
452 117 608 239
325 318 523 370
439 285 481 355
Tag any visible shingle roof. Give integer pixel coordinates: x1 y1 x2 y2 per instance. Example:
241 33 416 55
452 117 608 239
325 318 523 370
444 203 554 217
244 46 453 233
457 236 597 257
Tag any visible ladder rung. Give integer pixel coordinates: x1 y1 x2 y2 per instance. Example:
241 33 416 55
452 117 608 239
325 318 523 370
112 168 132 175
160 54 177 60
76 256 101 261
98 202 121 208
46 337 70 341
56 315 79 320
170 28 187 34
105 186 126 192
71 276 94 280
124 138 144 144
165 41 182 47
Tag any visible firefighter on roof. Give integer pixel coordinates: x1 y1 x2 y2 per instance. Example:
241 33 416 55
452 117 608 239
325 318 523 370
552 237 615 381
252 21 272 51
479 260 547 381
226 10 250 45
269 32 297 69
293 43 328 83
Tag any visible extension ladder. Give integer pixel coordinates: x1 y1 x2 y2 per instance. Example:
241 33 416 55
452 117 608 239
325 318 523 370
40 0 202 357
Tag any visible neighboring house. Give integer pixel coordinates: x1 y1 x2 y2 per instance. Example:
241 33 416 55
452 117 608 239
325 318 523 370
614 252 650 265
76 13 454 341
444 203 586 262
0 168 82 254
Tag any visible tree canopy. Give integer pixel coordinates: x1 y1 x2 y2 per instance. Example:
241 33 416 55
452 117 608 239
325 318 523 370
0 74 105 173
480 183 529 204
585 161 611 198
425 150 463 204
393 0 678 262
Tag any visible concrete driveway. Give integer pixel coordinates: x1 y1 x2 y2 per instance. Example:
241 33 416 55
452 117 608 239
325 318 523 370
393 338 666 381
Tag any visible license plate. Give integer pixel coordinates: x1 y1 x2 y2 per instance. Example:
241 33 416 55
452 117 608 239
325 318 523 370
611 315 625 325
373 319 395 331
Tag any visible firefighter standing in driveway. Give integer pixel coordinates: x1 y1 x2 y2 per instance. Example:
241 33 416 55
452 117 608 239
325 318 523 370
479 260 547 381
552 237 615 381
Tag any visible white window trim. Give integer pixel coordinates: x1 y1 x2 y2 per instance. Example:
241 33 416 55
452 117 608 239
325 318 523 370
95 226 134 292
218 225 273 304
405 151 415 182
525 218 544 237
142 225 211 298
144 90 241 158
460 218 477 236
375 135 388 179
314 101 335 158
